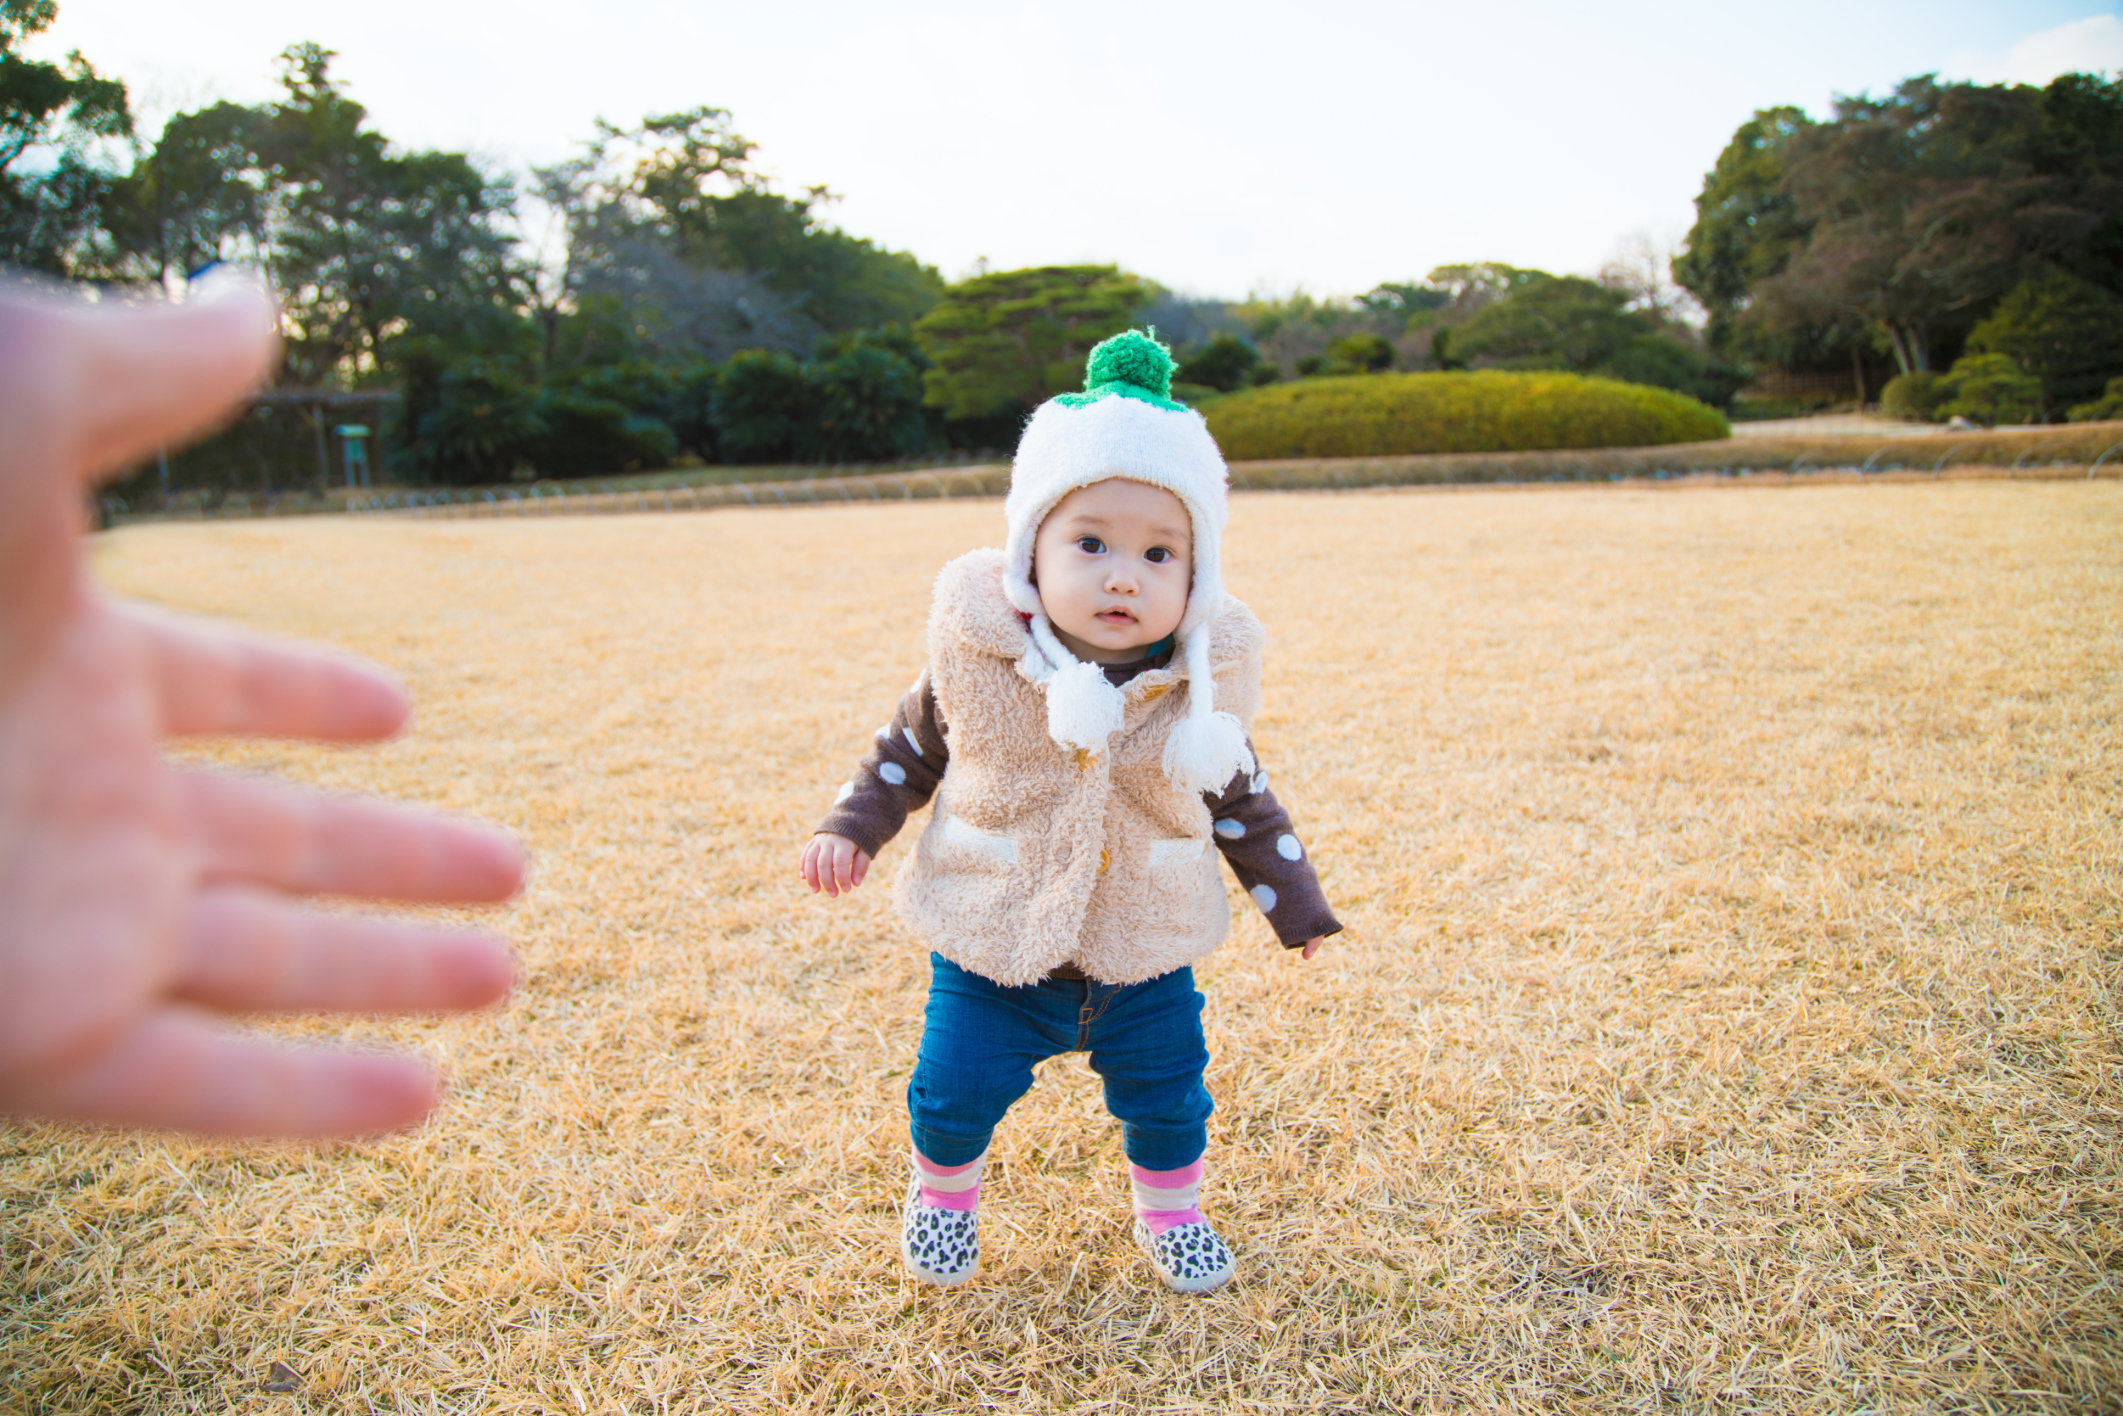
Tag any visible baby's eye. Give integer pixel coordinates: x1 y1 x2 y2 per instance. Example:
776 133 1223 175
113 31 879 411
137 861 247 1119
1076 536 1105 554
1145 546 1173 563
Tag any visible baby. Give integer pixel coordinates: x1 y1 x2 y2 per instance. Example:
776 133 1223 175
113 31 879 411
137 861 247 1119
800 330 1340 1294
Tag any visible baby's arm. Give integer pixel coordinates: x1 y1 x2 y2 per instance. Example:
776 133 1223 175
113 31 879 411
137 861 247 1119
1205 751 1341 958
801 673 949 897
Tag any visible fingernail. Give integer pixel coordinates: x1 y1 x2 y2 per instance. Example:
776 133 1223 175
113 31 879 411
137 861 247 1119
188 264 273 310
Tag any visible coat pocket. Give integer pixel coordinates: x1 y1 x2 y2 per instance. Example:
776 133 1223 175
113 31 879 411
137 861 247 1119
1147 836 1208 870
940 810 1019 868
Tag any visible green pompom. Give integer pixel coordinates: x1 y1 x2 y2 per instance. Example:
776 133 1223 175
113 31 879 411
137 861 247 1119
1084 329 1174 398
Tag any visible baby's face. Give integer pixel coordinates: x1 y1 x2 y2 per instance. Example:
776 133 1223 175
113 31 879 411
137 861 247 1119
1030 479 1192 664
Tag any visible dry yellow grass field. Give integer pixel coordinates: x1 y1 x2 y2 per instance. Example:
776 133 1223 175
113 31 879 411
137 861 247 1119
4 481 2120 1414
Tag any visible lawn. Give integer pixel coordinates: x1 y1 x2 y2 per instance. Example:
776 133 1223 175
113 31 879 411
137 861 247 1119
4 480 2119 1413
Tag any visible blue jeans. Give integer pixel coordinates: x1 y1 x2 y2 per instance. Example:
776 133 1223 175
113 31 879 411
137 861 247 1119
907 953 1213 1171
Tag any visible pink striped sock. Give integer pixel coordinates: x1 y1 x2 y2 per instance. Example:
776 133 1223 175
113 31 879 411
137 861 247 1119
912 1149 984 1213
1130 1159 1206 1236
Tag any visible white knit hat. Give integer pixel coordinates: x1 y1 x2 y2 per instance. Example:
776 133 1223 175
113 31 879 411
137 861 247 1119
1003 329 1254 795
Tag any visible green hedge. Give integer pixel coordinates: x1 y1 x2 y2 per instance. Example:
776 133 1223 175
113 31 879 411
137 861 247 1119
1203 370 1730 460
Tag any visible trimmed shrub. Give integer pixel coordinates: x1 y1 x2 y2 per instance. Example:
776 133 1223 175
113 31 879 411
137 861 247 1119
1964 269 2123 417
1202 370 1729 460
1880 371 1947 422
2068 375 2123 422
1938 354 2043 427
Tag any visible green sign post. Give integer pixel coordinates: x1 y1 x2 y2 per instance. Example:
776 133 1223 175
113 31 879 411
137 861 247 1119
334 424 372 489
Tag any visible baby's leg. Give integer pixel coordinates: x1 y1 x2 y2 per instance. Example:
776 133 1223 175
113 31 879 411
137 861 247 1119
1082 966 1214 1171
905 954 1074 1166
1084 968 1233 1294
900 953 1077 1286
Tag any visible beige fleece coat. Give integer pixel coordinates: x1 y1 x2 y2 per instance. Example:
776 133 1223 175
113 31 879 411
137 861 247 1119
894 549 1265 987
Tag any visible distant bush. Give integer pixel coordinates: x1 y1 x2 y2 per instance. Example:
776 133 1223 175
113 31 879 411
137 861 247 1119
1937 354 2043 427
1322 332 1394 374
1176 334 1271 393
663 361 721 460
1203 370 1729 460
713 350 816 463
527 392 677 478
1450 273 1744 408
806 344 929 461
1880 371 1948 422
2068 375 2123 422
399 359 542 486
1963 269 2123 418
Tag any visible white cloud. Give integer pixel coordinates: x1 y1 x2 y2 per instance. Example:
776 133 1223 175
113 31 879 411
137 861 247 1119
1946 13 2123 86
2008 13 2123 82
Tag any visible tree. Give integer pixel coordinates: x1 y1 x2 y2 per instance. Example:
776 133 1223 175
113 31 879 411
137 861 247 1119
913 264 1150 420
1414 263 1546 314
1681 75 2123 382
1359 280 1449 321
1963 267 2123 418
105 102 270 289
1672 106 1814 358
2032 72 2123 298
258 45 521 387
0 0 130 275
1599 232 1698 324
579 106 943 339
1322 331 1394 374
1453 273 1739 407
561 205 818 367
1176 333 1267 393
1453 275 1644 371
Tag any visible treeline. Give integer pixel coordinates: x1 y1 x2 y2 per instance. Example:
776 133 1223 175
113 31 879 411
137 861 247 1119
1673 72 2123 423
5 0 2117 503
2 10 949 496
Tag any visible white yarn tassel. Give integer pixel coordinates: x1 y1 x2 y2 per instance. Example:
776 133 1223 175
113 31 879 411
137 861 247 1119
1026 613 1124 754
1162 628 1254 794
1046 655 1125 752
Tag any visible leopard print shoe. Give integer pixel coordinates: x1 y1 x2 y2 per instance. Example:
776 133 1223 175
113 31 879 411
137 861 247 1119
1135 1218 1235 1294
901 1180 979 1287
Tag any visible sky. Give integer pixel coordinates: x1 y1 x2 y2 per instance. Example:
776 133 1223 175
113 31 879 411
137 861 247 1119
29 1 2123 301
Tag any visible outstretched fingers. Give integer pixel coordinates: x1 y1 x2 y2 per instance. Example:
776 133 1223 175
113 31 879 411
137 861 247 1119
129 603 410 743
176 886 514 1015
182 768 526 905
14 1008 445 1138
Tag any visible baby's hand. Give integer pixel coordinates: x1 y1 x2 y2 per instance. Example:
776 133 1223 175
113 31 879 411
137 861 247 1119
1299 937 1324 960
800 832 871 897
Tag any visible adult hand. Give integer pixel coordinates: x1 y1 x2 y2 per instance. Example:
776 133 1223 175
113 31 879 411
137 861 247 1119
0 274 525 1138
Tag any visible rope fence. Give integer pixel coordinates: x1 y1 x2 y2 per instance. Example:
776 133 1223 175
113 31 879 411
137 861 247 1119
98 427 2123 526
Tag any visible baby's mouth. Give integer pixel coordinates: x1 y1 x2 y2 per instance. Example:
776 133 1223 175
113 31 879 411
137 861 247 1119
1096 609 1136 627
